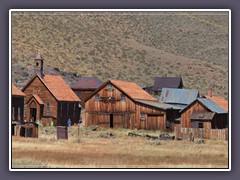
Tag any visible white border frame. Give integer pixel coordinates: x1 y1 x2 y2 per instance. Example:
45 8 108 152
9 9 231 171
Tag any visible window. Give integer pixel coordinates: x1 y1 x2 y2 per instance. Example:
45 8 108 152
140 113 146 121
18 107 21 120
107 84 112 91
94 94 99 101
46 101 50 116
12 107 15 120
198 122 203 129
121 94 126 101
73 103 75 118
23 101 26 118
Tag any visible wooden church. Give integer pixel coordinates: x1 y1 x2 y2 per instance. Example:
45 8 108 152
22 51 81 126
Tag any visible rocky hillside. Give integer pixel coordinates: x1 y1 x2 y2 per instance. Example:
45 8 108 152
11 11 229 99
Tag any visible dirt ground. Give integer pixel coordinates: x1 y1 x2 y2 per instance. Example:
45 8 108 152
11 126 229 169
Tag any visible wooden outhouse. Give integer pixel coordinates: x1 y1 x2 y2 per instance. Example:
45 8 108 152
180 98 228 129
85 80 181 131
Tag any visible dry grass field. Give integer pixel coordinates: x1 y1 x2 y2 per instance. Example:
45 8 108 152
12 126 228 169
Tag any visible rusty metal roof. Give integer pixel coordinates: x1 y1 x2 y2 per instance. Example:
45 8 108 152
204 96 228 111
152 76 183 91
70 77 103 90
85 79 157 102
198 98 227 114
135 100 182 110
12 84 26 97
190 111 215 120
42 74 80 102
159 88 199 105
110 80 156 101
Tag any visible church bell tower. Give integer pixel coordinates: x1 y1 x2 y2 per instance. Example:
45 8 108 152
34 50 44 78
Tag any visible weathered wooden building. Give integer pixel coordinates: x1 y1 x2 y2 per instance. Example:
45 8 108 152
180 98 228 129
85 80 181 131
12 84 26 135
22 52 81 126
152 76 183 95
70 77 103 107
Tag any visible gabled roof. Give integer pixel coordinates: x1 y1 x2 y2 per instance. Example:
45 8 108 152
204 96 228 111
152 76 183 91
135 100 182 110
12 84 26 97
159 88 199 105
180 98 227 114
22 74 80 102
85 79 156 102
110 80 156 101
70 77 103 90
26 94 44 105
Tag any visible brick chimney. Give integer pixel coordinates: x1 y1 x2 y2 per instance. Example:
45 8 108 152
207 88 213 97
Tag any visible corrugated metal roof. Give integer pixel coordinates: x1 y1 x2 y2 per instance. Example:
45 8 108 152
159 88 199 105
135 100 182 110
198 98 227 114
190 111 215 120
152 77 183 91
70 77 103 90
205 96 228 111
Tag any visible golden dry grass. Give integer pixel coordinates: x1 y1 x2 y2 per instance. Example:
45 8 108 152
12 126 228 169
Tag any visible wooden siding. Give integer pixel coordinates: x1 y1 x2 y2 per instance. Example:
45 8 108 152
135 103 166 130
12 96 24 123
23 76 58 121
57 102 81 126
85 82 168 131
181 101 228 129
73 89 95 101
181 101 206 128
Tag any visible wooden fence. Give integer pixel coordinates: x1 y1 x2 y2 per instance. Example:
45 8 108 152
174 127 228 141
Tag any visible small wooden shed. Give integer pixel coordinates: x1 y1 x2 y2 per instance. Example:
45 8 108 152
180 98 228 129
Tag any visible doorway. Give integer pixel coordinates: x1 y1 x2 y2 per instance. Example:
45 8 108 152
110 114 113 128
30 108 37 122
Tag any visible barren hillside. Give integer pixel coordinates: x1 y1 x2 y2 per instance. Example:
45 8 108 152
11 11 229 99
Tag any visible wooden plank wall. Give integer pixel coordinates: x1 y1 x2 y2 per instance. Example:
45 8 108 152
23 76 58 120
174 127 228 141
12 96 24 122
181 101 208 128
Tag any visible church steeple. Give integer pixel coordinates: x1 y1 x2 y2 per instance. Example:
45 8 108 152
34 50 44 78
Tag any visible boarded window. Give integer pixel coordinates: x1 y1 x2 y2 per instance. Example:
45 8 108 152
140 113 146 121
46 101 50 116
12 107 15 120
18 107 21 120
121 94 126 101
107 84 112 91
94 94 99 101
